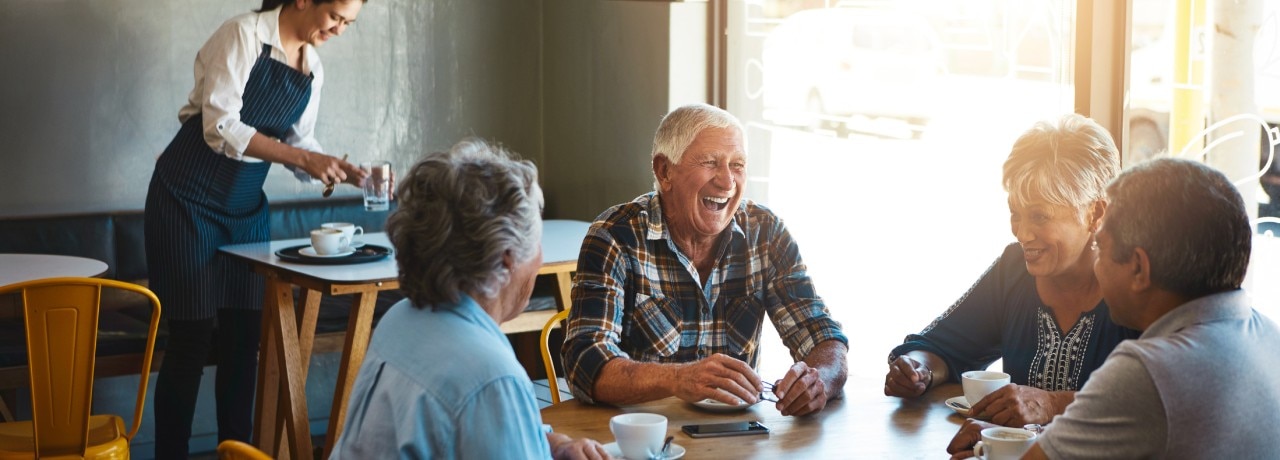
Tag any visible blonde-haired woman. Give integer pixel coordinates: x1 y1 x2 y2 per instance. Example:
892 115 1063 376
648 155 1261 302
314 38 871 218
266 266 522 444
883 114 1140 428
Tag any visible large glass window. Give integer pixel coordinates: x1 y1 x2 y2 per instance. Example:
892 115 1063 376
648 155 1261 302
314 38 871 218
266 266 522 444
1127 0 1279 320
725 0 1277 377
726 0 1078 375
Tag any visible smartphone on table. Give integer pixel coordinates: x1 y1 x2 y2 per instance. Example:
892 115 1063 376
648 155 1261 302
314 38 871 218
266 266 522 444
681 421 770 438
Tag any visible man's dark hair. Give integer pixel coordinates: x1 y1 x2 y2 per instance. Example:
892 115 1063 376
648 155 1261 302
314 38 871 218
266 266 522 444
1103 158 1252 298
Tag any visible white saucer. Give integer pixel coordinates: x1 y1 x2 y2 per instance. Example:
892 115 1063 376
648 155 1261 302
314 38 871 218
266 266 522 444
602 441 685 460
298 246 355 258
348 240 365 249
945 396 972 416
691 397 754 412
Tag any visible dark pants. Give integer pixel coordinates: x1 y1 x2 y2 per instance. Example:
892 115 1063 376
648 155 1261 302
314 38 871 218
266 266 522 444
154 309 261 459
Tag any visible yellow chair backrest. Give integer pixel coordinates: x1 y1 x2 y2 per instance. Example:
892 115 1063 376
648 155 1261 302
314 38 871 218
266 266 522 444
539 308 572 404
217 440 272 460
0 277 161 459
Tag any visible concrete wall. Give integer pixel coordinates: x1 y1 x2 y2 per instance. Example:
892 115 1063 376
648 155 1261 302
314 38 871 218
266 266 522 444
0 0 711 223
541 0 707 221
0 0 543 217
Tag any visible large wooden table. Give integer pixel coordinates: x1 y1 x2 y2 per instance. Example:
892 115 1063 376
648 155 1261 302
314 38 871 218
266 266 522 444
219 220 590 459
540 377 967 459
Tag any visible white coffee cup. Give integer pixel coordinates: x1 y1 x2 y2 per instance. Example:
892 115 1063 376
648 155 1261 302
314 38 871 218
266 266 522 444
310 228 349 255
962 370 1011 406
973 427 1037 460
321 222 363 245
609 413 667 460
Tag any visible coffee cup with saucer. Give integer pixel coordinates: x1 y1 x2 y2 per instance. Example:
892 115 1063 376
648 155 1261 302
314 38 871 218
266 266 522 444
308 228 351 257
321 222 365 249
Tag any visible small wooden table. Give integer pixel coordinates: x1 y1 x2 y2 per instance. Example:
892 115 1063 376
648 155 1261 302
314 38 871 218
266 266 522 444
540 377 967 458
219 220 590 459
0 253 109 286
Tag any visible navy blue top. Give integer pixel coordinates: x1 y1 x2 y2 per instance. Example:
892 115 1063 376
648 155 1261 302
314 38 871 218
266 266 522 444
890 243 1140 390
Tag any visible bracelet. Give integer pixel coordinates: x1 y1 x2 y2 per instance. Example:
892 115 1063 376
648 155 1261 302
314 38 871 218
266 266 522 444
924 368 934 389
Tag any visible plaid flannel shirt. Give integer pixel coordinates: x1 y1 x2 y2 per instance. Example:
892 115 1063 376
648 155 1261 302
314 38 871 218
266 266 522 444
562 193 847 402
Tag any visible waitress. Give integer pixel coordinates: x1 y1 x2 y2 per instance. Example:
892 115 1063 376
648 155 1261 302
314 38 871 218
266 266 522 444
144 0 366 457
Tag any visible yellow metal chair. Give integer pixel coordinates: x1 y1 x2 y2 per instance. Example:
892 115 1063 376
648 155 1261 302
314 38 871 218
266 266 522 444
539 308 572 404
216 440 272 460
0 277 161 459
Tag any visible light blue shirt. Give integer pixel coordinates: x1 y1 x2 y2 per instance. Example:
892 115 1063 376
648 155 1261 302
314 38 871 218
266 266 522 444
329 295 552 459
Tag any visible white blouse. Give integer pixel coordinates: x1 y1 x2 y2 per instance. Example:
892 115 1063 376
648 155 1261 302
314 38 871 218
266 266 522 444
178 7 324 164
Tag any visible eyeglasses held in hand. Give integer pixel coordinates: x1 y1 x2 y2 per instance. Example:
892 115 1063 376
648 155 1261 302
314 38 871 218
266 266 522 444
760 381 779 403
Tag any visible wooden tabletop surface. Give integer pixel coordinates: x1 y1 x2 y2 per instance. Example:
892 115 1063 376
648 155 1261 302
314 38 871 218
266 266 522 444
541 377 967 459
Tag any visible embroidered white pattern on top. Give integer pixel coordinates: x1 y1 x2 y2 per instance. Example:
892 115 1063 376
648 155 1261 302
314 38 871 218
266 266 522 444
1028 308 1095 391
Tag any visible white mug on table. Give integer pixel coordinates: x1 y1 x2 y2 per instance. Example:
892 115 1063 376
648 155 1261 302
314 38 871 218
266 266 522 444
610 413 667 460
962 370 1011 406
310 228 350 255
321 222 363 246
973 426 1037 460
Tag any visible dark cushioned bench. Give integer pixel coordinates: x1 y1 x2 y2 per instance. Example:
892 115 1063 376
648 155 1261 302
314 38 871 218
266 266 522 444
0 197 402 394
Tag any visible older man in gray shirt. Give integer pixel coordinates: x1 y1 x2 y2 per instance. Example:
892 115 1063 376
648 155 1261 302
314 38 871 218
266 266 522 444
948 158 1280 459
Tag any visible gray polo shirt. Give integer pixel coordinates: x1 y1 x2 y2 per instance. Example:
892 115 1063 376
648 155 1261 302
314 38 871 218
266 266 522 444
1039 289 1280 459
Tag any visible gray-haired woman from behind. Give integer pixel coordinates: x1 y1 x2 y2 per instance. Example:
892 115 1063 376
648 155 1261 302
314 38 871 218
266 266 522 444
329 139 613 459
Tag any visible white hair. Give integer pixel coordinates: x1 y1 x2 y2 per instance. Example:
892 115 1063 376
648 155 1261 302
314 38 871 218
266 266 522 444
386 138 544 307
1002 114 1119 219
650 103 747 190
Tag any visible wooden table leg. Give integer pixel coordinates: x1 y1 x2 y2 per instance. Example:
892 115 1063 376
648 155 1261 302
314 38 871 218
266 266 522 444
254 278 284 452
271 288 323 459
322 290 378 458
267 279 313 459
297 289 322 361
0 390 13 422
554 271 573 311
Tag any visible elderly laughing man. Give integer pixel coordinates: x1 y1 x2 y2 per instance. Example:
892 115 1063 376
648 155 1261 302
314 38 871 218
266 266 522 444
562 103 848 417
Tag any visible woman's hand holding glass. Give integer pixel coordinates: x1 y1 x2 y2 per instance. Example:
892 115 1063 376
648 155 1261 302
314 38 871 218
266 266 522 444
302 150 366 187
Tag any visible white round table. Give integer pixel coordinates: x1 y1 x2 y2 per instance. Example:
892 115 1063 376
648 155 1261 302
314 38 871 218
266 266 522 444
0 253 109 287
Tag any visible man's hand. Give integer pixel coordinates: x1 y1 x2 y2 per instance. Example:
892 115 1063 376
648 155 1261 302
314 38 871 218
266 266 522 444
671 353 763 406
549 433 614 460
771 361 829 416
884 354 931 397
946 418 999 459
968 384 1069 426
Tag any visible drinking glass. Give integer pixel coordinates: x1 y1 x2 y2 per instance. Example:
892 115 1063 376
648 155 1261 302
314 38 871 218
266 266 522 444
361 161 392 211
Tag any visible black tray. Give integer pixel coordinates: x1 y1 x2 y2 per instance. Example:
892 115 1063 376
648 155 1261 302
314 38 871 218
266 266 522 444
274 244 394 265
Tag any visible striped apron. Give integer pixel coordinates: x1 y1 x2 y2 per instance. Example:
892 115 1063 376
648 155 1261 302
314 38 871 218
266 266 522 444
145 43 313 321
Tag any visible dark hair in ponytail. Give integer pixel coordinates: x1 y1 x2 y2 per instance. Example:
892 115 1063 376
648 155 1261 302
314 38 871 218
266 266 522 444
255 0 365 13
255 0 289 12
